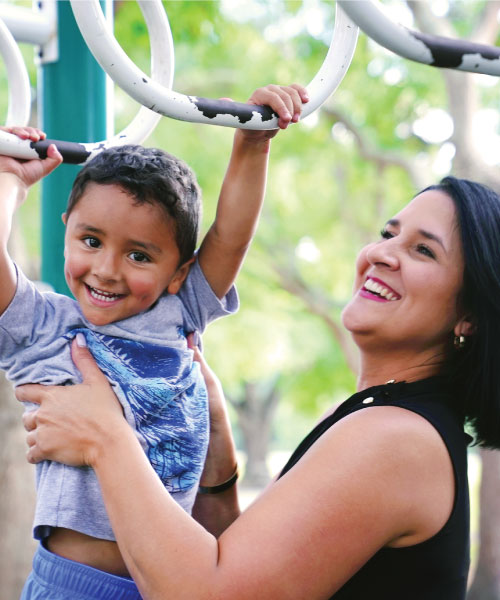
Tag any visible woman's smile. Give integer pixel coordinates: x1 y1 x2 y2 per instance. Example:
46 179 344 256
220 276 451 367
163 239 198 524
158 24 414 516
360 277 401 302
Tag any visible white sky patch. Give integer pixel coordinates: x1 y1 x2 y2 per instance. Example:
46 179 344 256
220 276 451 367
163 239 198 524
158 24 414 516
473 109 500 166
395 121 411 139
430 0 450 17
220 0 267 23
302 111 319 129
412 108 454 144
265 338 288 368
432 142 456 176
296 236 321 263
264 16 302 43
367 57 384 78
383 66 404 86
262 0 330 43
474 73 499 89
305 3 327 38
331 121 355 145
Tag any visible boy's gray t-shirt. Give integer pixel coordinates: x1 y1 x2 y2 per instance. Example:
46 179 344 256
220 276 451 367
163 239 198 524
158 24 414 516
0 259 238 541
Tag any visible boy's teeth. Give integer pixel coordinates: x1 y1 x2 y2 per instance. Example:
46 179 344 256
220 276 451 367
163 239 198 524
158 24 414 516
89 286 120 302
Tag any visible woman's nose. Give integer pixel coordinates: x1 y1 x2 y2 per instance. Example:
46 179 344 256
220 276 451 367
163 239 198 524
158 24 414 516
363 239 400 270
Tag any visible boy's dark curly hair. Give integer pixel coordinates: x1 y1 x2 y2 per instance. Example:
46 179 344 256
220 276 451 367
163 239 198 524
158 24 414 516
67 145 201 266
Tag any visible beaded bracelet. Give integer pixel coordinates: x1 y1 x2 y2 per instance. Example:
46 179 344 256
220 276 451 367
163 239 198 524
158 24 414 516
198 465 239 495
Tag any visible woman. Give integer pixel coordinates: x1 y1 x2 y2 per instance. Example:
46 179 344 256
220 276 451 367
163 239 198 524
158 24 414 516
18 176 500 599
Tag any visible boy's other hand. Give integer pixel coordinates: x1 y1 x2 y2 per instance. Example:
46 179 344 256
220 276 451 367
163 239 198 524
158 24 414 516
0 126 62 192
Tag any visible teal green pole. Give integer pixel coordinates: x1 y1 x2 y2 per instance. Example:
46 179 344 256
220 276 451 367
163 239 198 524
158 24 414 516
40 0 107 294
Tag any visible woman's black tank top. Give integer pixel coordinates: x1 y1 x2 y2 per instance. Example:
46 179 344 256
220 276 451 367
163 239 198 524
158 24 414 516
278 377 471 599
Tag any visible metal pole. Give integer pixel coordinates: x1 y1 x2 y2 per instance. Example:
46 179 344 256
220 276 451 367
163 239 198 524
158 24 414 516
40 0 107 294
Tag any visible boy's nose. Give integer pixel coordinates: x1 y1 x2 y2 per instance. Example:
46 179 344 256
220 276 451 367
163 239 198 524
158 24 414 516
92 252 120 282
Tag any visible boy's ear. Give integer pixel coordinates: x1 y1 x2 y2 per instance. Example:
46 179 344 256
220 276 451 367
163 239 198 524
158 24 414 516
61 212 67 225
166 256 196 295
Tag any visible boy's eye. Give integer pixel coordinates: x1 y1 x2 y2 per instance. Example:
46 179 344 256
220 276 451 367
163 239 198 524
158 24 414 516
83 236 100 248
380 228 394 240
129 251 150 263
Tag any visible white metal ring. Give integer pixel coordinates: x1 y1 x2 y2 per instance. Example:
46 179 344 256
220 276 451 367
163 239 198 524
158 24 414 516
0 16 31 126
0 0 173 163
338 0 500 77
67 2 359 130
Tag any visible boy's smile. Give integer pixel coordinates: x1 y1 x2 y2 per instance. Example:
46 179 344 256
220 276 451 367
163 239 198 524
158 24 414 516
63 183 192 326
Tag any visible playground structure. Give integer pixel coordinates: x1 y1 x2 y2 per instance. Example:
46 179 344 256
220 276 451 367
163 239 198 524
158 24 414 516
1 1 500 163
0 0 499 290
0 0 500 164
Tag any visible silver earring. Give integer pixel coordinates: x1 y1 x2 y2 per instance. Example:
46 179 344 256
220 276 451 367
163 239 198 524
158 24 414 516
454 334 466 350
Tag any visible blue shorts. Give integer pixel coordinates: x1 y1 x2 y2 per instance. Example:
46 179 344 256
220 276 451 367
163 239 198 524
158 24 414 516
20 542 142 600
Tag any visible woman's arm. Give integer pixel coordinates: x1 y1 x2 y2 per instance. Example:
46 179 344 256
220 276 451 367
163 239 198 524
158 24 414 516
18 339 454 600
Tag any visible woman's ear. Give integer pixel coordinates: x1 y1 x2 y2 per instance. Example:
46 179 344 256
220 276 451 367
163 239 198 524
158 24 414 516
61 212 67 225
454 315 475 338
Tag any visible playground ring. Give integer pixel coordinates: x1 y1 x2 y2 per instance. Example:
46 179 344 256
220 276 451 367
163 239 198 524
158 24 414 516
0 0 173 164
338 0 500 76
69 0 359 131
1 1 500 162
0 16 31 126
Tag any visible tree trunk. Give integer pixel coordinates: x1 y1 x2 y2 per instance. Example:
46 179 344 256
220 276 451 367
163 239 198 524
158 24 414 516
230 379 280 488
0 370 36 600
467 449 500 599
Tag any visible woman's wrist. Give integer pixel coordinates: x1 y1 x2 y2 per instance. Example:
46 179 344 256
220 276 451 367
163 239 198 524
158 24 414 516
89 416 135 469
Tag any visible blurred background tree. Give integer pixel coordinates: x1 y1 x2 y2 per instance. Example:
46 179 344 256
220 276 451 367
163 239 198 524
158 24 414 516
1 1 500 598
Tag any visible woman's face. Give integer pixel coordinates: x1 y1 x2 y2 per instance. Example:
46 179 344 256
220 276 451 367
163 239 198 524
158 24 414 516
342 189 466 355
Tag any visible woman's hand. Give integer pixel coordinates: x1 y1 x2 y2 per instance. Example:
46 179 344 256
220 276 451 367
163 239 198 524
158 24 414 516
0 126 62 193
16 335 126 467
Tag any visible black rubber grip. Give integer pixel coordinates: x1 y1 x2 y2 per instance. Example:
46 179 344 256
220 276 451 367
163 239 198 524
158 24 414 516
31 139 92 165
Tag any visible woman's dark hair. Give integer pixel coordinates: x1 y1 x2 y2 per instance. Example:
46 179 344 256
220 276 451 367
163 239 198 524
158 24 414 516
67 145 201 266
425 176 500 448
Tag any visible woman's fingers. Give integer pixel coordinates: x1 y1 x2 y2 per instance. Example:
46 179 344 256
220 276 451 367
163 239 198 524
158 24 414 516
70 335 107 384
187 333 214 384
22 409 37 432
15 383 56 405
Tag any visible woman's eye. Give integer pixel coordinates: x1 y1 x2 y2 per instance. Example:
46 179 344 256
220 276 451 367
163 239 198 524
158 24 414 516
129 251 150 263
380 229 394 240
417 244 435 259
83 237 100 248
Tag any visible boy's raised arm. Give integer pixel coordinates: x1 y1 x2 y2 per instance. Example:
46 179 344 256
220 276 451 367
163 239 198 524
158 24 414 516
198 84 308 300
0 127 62 315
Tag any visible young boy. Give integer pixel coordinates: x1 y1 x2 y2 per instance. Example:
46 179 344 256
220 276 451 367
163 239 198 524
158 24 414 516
0 84 307 598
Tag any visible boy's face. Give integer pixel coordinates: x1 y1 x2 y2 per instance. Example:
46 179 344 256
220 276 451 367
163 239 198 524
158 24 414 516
63 183 191 326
